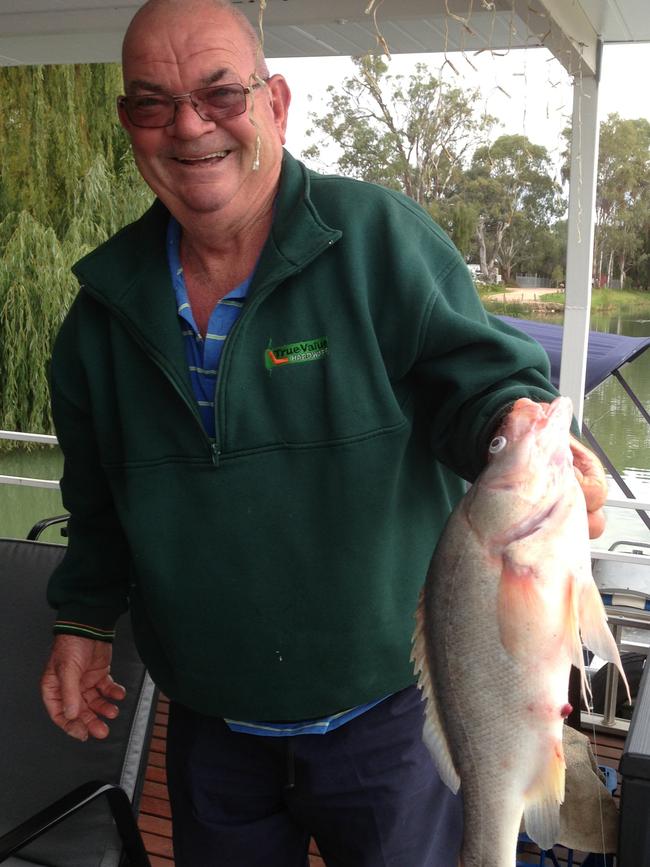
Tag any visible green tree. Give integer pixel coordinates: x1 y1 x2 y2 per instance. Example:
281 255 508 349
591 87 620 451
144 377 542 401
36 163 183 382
0 64 152 438
563 113 650 289
428 200 478 259
462 135 565 282
303 55 495 208
595 115 650 288
0 64 137 233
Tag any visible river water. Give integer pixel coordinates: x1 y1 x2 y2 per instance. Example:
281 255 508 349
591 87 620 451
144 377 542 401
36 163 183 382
558 309 649 555
1 308 649 547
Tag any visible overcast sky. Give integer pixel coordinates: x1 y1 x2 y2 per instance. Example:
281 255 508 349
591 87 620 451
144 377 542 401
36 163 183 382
275 42 650 175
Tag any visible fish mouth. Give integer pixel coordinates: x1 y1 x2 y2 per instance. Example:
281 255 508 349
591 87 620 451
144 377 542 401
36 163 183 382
173 150 230 166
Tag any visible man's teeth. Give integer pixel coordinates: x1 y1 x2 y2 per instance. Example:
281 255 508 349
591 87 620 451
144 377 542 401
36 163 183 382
180 151 228 162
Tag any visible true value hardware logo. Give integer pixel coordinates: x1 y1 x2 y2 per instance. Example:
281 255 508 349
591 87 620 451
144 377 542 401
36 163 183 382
265 336 329 370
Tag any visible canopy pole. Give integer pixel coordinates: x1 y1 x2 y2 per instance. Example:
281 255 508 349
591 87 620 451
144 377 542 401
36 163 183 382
559 43 602 427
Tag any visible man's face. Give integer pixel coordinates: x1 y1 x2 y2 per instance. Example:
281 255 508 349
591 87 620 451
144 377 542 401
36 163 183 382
119 5 290 226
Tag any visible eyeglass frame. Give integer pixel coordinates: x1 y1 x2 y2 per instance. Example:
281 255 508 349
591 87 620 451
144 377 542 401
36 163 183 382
117 79 268 129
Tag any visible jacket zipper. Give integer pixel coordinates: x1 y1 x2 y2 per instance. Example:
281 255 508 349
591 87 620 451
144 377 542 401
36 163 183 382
78 282 220 466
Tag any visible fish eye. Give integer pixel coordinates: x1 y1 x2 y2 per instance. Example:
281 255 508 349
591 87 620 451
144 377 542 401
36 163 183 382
489 436 507 454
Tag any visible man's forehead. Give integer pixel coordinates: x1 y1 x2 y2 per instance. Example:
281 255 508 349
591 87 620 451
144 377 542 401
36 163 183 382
123 6 255 70
123 28 254 88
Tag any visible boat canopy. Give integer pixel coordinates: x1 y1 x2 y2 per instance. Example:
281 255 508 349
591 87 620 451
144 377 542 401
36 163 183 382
500 315 650 396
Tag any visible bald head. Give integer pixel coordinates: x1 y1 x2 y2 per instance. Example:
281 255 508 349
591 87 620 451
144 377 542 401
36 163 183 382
123 0 269 79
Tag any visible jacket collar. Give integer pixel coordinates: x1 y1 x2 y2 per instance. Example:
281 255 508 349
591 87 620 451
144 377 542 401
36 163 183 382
71 151 341 378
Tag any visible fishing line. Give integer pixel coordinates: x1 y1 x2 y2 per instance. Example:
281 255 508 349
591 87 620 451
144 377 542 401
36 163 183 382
584 657 608 864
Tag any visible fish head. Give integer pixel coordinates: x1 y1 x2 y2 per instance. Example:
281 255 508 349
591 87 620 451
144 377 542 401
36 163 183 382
480 396 576 508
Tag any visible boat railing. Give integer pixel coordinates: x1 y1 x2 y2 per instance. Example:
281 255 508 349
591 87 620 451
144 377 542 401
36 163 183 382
589 540 650 733
0 430 60 490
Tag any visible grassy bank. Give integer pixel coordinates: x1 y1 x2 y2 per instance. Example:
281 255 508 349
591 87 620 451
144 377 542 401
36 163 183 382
481 286 650 318
544 288 650 308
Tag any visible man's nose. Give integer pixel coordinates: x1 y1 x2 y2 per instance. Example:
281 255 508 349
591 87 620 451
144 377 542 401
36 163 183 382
168 98 215 138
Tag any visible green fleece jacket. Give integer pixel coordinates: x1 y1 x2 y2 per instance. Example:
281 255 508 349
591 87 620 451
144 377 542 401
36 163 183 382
48 151 556 719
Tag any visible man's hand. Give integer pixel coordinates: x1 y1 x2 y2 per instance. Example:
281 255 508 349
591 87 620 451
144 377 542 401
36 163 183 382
41 634 126 741
569 435 608 539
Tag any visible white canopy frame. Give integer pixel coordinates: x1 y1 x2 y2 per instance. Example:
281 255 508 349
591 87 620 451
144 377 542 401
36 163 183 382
560 56 601 426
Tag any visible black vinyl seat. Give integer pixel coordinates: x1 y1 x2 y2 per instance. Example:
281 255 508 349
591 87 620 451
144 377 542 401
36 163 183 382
0 534 157 866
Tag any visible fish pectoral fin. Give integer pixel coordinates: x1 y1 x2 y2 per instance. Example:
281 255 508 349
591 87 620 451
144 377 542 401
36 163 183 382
523 738 565 851
566 572 593 706
497 555 541 657
578 578 632 704
411 590 461 794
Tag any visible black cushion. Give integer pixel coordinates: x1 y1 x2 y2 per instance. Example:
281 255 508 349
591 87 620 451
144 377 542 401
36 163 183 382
0 539 156 867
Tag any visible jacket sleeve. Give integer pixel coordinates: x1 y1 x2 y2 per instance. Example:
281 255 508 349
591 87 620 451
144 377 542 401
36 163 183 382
47 302 131 641
385 206 558 480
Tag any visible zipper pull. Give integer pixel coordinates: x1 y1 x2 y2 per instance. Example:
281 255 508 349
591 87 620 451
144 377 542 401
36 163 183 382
210 442 220 466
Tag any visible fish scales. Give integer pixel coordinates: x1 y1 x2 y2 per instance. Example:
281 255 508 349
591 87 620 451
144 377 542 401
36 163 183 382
412 396 629 867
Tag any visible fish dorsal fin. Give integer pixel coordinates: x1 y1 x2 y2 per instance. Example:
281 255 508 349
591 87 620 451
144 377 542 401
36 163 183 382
411 589 461 794
578 576 632 704
523 736 565 851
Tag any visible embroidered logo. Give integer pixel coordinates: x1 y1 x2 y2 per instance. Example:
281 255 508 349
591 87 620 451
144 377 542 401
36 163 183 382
265 337 329 370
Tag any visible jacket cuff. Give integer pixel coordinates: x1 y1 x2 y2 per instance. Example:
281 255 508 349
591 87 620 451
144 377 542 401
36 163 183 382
53 620 116 642
52 603 121 642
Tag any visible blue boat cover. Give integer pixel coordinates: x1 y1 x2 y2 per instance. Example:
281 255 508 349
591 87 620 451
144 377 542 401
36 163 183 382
499 315 650 395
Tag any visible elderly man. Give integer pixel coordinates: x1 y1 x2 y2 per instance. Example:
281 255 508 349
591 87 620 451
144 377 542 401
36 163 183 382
41 1 607 865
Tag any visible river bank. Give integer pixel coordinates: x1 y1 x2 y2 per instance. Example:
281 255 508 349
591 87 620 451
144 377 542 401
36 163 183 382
482 286 650 318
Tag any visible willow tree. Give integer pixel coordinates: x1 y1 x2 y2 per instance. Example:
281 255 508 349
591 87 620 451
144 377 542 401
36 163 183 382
0 63 152 438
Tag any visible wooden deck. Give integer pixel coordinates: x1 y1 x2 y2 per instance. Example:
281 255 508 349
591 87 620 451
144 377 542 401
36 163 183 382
138 696 624 867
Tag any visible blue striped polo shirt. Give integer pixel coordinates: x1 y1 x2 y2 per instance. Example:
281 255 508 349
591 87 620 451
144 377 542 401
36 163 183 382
167 215 389 735
167 217 249 439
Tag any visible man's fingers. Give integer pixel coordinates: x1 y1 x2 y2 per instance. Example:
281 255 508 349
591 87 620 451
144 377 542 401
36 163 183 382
96 674 127 702
570 436 608 511
569 436 608 539
588 508 606 540
58 662 84 720
87 694 121 720
64 719 89 741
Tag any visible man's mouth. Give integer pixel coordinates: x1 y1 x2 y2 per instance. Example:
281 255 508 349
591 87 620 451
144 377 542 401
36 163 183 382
173 150 230 166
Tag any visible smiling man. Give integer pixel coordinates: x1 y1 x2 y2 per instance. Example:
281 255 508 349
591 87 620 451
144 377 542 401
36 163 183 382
40 1 606 866
118 0 290 335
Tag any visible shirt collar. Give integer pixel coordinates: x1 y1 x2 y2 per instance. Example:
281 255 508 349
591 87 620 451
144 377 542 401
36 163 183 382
166 215 253 331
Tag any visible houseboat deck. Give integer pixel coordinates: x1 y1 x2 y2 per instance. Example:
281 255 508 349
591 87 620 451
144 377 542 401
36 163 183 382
138 695 627 867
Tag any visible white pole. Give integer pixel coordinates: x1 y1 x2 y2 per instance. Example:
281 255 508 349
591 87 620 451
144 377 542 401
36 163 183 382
559 52 601 427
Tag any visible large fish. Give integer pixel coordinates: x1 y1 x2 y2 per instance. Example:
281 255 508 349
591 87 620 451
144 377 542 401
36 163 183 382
412 396 629 867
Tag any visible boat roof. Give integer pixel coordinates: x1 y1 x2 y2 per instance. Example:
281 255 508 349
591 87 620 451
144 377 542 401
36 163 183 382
500 315 650 395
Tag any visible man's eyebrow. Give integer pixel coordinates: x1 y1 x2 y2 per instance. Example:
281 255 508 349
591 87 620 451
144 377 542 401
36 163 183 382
200 68 234 86
127 79 167 94
126 69 234 94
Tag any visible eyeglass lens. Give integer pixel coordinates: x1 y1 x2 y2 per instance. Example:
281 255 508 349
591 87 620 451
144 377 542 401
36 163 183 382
126 83 248 127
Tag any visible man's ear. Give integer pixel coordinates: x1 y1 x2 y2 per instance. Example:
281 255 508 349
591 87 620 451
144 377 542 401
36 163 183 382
266 75 291 144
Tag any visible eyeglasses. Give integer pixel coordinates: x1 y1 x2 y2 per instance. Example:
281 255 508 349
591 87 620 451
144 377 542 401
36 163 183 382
117 80 267 128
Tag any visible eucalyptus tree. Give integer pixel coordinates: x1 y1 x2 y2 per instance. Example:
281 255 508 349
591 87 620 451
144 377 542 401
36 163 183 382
303 54 495 208
462 134 565 281
595 115 650 288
